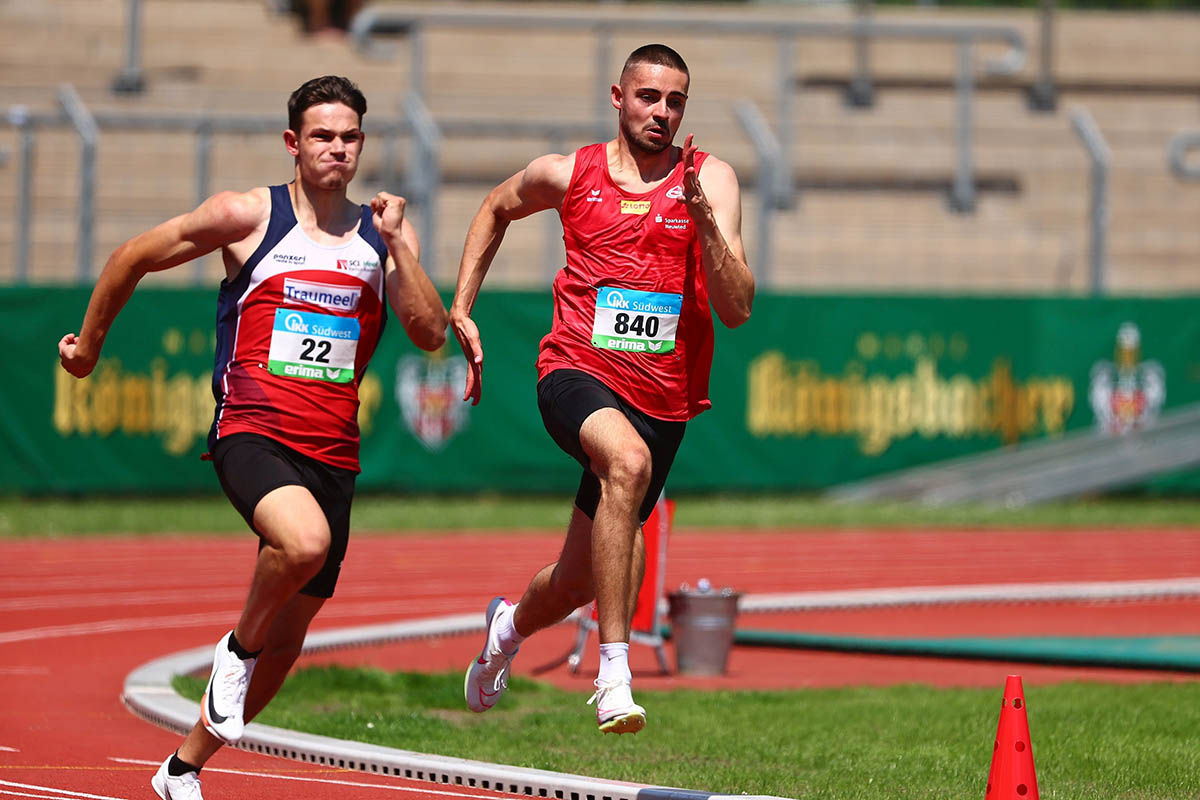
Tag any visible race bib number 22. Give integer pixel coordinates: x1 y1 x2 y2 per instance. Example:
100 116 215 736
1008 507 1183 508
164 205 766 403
591 287 681 354
268 308 359 383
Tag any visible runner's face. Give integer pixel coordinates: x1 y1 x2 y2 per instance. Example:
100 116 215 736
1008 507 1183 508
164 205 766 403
290 102 363 189
615 63 689 155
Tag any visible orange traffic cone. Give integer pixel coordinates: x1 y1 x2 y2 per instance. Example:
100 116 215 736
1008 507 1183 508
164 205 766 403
985 675 1039 799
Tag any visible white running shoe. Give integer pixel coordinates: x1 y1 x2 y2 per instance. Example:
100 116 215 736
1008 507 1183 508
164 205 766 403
199 630 256 742
464 597 519 712
588 679 646 735
151 756 204 800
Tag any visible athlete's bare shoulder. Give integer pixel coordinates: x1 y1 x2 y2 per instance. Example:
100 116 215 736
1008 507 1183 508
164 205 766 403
696 153 739 187
195 186 272 267
508 152 576 214
522 152 576 193
202 186 271 239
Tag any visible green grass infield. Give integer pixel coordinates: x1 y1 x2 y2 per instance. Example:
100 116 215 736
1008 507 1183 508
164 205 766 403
3 492 1200 536
176 669 1200 800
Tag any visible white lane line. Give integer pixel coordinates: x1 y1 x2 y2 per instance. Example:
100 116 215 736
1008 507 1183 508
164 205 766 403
0 746 20 752
111 758 504 799
0 591 243 613
742 577 1200 611
11 579 1200 646
0 587 467 614
0 789 90 800
0 781 127 800
0 599 470 646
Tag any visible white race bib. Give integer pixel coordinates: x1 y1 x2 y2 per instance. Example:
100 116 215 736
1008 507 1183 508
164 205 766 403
591 287 681 354
267 308 359 383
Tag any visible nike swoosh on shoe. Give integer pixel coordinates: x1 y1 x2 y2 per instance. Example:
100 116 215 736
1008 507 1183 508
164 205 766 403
206 690 228 725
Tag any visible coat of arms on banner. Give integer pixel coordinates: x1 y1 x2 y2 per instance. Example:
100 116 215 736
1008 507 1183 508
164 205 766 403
1088 321 1165 436
395 353 469 451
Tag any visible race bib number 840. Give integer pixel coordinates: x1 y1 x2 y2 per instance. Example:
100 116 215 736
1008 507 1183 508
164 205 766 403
591 287 681 354
268 308 360 383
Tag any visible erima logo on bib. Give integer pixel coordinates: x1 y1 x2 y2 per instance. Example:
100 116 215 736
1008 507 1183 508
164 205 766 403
283 278 361 312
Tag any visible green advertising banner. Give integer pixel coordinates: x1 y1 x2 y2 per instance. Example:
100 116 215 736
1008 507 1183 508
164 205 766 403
4 288 1199 495
679 294 1200 491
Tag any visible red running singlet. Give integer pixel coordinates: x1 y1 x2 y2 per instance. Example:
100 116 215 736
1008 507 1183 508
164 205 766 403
536 143 715 421
207 184 389 472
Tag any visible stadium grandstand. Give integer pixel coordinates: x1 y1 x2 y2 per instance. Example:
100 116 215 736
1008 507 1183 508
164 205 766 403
3 0 1198 293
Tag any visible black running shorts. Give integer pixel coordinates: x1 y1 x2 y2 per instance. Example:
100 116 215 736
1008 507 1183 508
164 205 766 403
536 368 685 523
211 432 355 598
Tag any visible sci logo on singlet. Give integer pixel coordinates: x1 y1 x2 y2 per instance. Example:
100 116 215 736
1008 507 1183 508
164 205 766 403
267 308 360 383
591 287 681 353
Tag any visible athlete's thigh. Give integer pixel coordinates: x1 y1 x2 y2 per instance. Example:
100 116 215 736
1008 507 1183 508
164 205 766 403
577 406 649 480
212 432 306 534
252 484 330 553
537 368 622 468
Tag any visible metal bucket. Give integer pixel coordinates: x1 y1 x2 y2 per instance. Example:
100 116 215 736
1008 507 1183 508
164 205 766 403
667 584 741 676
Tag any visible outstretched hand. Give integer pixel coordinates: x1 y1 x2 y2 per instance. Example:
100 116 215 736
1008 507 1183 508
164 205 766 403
370 192 407 239
680 133 712 222
450 313 484 405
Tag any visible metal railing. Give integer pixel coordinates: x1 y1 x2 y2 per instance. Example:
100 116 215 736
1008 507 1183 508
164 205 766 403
412 111 602 280
733 100 784 288
3 88 597 284
6 87 101 282
113 0 145 94
1168 131 1200 181
3 91 417 283
1069 107 1110 295
349 6 1027 214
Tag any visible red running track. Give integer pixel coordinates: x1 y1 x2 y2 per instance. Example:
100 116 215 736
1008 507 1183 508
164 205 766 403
1 528 1198 799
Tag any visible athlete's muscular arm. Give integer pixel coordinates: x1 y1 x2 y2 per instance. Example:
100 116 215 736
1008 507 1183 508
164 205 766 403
372 192 448 352
58 190 267 378
681 134 754 329
450 153 574 405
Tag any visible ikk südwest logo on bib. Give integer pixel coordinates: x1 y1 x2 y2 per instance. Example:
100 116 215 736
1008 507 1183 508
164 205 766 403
620 199 652 215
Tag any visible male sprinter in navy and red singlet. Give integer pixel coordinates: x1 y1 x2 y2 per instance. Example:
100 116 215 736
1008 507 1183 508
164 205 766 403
450 44 754 734
58 76 447 798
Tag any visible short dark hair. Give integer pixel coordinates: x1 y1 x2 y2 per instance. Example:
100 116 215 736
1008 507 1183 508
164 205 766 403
620 44 689 83
287 75 367 133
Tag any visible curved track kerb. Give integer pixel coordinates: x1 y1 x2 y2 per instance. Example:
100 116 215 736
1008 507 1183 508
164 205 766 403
123 579 1200 800
122 614 791 800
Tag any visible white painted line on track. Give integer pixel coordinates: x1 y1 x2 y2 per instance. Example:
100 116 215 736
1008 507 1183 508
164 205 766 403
111 758 504 799
0 612 237 645
0 586 466 613
0 599 469 645
742 577 1200 611
0 789 95 800
0 780 127 800
0 746 20 752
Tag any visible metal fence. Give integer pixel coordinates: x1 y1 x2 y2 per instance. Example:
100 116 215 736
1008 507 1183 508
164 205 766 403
7 4 1049 286
1169 131 1200 181
7 4 1150 292
349 5 1029 215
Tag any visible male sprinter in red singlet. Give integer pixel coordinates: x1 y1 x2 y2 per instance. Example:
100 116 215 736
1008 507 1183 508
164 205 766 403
450 44 754 734
58 76 447 798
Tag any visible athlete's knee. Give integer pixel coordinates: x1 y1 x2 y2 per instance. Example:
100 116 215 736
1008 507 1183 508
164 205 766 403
279 526 331 574
603 445 652 496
